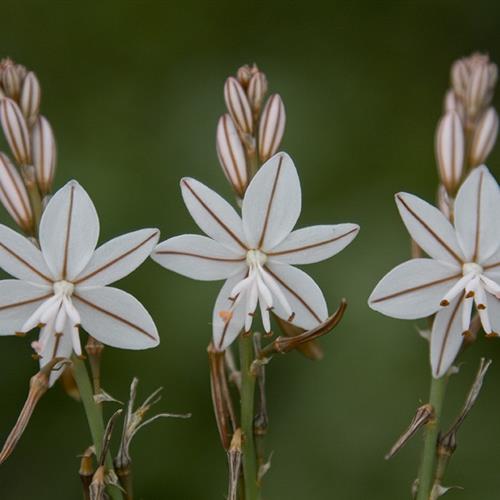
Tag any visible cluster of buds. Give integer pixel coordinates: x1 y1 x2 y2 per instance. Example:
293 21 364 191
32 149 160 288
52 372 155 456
436 53 498 198
216 64 286 199
0 58 57 234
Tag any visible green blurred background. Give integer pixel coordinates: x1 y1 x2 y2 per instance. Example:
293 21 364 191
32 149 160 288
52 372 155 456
0 1 499 498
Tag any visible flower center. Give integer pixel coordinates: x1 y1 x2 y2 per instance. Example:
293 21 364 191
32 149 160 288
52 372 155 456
53 280 74 297
462 262 483 276
246 249 267 268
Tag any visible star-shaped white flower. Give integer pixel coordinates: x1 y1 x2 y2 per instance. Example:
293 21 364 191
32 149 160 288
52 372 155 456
369 166 500 378
152 152 359 350
0 180 160 385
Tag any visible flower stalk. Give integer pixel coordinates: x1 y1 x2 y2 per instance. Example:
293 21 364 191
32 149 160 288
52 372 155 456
416 375 448 500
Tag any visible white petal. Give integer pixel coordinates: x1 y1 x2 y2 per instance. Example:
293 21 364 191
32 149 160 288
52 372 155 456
268 224 359 264
242 153 301 250
431 295 465 378
454 165 500 262
483 247 500 281
369 259 461 319
265 263 328 330
38 321 73 387
486 293 500 334
152 234 246 281
180 177 247 253
75 228 160 287
74 287 159 349
39 180 99 280
0 280 52 335
395 192 464 265
212 271 247 351
0 224 52 284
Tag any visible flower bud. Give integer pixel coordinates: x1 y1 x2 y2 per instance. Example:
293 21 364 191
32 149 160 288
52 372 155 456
247 72 268 114
224 76 253 134
437 184 452 220
466 62 490 117
451 59 468 98
216 114 248 197
236 64 253 88
469 107 498 167
31 116 56 193
1 63 21 100
20 72 41 125
435 111 464 193
0 153 33 233
0 98 31 165
443 90 464 121
258 94 285 162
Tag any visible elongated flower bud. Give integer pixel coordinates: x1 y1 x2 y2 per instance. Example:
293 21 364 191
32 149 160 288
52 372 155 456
0 98 31 165
216 114 248 197
443 90 464 121
469 107 498 167
0 153 33 232
31 116 56 193
20 72 41 125
248 72 268 114
466 63 490 117
451 59 468 98
236 65 253 88
435 111 464 193
258 94 285 162
1 64 21 100
224 77 253 134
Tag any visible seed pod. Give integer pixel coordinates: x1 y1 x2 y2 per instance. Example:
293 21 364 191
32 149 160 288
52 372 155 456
258 94 285 162
224 76 253 134
0 153 33 233
247 72 268 114
435 111 464 194
20 72 41 126
0 98 31 165
216 114 248 197
31 116 56 193
469 107 498 167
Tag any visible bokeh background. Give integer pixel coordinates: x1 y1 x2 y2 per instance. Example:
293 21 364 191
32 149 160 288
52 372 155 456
0 1 499 498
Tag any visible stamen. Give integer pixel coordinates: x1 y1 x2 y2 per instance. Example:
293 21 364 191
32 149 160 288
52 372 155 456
218 310 233 324
439 273 474 307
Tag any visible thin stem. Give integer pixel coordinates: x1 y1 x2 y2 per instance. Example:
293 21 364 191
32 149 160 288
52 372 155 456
72 356 123 500
239 335 259 500
416 375 448 500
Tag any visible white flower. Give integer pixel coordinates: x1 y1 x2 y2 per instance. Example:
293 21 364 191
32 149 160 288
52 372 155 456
369 166 500 378
152 152 359 350
0 180 160 385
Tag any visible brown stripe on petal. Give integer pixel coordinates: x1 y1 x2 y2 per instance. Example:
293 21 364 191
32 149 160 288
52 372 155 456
436 295 463 375
264 266 321 322
182 179 247 250
73 294 156 341
0 241 52 283
74 232 159 285
0 293 52 312
396 194 463 263
472 170 484 262
61 185 75 279
257 155 284 249
268 227 358 257
155 250 245 263
370 273 461 304
484 261 500 270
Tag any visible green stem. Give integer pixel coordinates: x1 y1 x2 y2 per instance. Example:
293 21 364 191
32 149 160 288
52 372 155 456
239 335 259 500
72 356 123 500
416 375 448 500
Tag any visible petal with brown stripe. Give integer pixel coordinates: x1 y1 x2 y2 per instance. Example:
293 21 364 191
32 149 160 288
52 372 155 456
74 287 159 350
265 262 328 331
268 223 359 265
430 294 465 378
395 192 464 265
454 165 500 263
75 228 160 287
242 153 301 250
369 259 461 320
152 234 246 281
39 180 99 281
